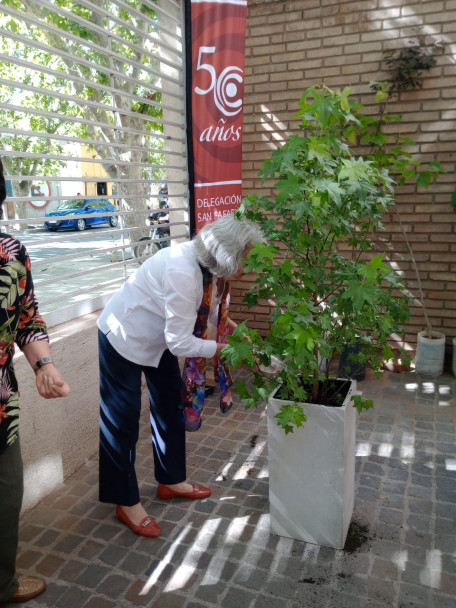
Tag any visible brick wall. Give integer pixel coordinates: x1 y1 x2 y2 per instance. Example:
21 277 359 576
232 0 456 355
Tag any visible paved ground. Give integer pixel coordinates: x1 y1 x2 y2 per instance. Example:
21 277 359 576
5 370 456 608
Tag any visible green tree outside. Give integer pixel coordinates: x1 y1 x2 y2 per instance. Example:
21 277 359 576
0 0 179 231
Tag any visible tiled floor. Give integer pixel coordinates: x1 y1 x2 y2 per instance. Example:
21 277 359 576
5 370 456 608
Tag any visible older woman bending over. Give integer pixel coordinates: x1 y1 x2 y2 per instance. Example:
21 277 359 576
97 214 263 537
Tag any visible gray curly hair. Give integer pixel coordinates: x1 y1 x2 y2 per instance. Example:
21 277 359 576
193 214 264 279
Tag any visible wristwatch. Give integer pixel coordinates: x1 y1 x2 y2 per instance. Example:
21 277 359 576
33 357 53 373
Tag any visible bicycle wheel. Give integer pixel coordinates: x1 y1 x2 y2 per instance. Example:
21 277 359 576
134 236 159 265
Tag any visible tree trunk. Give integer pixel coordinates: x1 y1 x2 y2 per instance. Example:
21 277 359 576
12 181 31 224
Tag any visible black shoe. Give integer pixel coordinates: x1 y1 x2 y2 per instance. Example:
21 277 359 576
204 386 215 397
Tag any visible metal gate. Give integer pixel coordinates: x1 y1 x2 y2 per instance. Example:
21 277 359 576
0 0 188 326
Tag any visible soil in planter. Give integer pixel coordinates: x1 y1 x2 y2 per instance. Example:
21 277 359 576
277 378 352 407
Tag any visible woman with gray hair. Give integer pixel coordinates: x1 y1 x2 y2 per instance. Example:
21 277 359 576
97 213 263 538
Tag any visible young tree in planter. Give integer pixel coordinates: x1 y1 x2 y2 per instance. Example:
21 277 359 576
223 85 411 434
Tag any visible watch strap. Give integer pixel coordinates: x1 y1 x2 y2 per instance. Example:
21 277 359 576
33 357 53 372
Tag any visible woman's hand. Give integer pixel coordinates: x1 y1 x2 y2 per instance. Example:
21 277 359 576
227 318 238 333
35 364 70 399
216 342 228 356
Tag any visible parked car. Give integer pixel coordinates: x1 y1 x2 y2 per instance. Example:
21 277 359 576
44 198 118 231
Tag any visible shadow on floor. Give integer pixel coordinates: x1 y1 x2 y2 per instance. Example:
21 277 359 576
7 370 456 608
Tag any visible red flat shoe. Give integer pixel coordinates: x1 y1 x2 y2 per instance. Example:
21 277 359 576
157 482 211 500
9 577 46 603
116 505 161 537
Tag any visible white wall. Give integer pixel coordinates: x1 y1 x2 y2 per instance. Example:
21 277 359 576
15 312 101 512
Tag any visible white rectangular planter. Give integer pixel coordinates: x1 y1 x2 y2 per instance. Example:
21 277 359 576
267 379 357 549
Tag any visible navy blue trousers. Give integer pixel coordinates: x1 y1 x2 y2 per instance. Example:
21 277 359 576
98 330 186 506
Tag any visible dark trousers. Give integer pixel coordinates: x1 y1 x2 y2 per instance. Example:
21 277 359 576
98 330 186 506
0 438 22 603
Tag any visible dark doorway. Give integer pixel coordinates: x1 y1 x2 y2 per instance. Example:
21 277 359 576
97 182 107 196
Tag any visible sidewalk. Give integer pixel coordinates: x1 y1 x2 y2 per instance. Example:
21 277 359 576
5 370 456 608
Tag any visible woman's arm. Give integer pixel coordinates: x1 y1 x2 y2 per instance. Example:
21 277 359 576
21 341 70 399
162 267 218 358
227 318 238 333
15 243 70 399
216 318 250 355
215 342 227 355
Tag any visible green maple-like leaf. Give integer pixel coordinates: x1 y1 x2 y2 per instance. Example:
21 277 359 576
352 395 374 414
416 171 432 188
275 404 307 434
338 158 371 181
221 339 253 370
307 137 332 164
305 96 336 127
285 324 315 353
320 179 345 205
276 173 301 202
360 253 387 281
368 132 389 147
342 284 376 311
244 242 276 273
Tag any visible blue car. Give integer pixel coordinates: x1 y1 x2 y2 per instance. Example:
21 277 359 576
44 198 118 231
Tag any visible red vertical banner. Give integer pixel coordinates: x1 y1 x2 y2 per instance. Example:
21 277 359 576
186 0 247 233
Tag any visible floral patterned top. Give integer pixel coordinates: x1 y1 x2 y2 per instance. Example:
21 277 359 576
0 233 48 454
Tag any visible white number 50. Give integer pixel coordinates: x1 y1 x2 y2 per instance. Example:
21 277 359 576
194 45 243 117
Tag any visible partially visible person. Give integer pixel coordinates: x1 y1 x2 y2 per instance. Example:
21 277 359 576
0 159 70 605
97 213 263 537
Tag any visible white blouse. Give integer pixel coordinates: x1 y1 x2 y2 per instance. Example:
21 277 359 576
97 240 218 366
